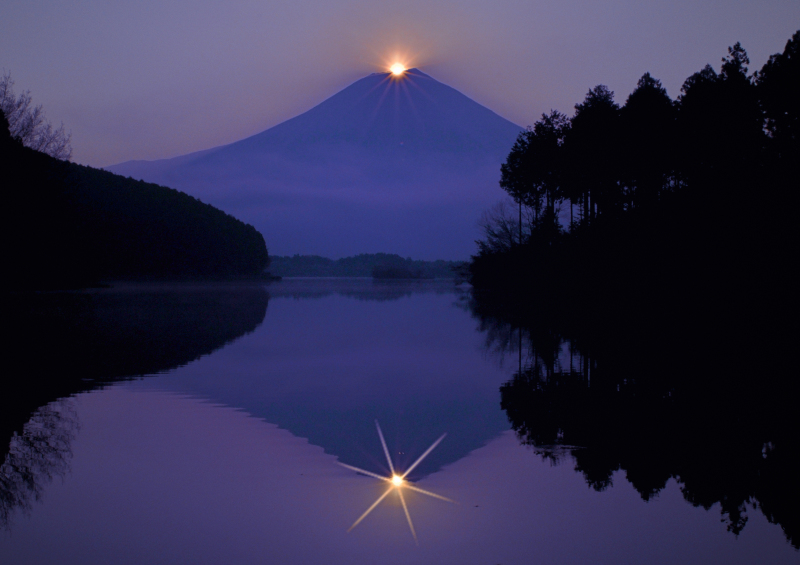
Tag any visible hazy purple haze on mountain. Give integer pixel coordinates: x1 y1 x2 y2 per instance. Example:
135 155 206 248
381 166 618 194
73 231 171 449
108 69 522 259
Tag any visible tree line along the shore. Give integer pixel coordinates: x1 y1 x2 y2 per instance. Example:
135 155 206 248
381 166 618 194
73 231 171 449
470 32 798 321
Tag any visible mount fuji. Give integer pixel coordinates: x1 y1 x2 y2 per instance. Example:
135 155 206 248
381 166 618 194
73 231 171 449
108 69 522 260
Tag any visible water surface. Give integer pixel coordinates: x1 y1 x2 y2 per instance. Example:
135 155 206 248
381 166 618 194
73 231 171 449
1 280 795 563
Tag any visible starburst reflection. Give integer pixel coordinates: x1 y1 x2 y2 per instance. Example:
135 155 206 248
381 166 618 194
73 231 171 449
338 421 454 543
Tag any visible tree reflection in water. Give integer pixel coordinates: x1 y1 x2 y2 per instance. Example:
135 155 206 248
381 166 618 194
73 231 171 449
2 283 270 529
0 400 78 529
467 293 798 549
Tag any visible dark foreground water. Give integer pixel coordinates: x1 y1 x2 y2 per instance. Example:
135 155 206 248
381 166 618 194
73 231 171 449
1 280 796 564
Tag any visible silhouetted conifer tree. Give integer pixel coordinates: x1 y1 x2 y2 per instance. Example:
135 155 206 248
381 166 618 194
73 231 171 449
619 73 677 208
500 110 569 241
756 31 799 173
563 85 621 222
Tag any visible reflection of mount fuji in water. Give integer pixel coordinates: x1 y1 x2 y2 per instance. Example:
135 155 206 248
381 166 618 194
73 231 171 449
108 69 522 260
5 281 507 505
129 280 511 481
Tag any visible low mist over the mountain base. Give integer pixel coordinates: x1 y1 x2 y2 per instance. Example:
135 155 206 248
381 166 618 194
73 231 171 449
109 69 522 260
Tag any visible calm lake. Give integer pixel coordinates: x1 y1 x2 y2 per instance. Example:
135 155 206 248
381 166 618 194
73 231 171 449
2 280 796 564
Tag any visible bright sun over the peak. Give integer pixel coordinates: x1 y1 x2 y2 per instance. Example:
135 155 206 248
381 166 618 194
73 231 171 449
390 63 406 76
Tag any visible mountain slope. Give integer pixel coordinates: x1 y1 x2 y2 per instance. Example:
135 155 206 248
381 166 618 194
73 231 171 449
109 69 522 260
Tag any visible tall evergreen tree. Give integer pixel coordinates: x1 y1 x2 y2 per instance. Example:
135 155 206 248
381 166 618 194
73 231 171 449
756 31 799 172
677 44 763 196
620 73 677 208
563 85 621 223
499 110 569 241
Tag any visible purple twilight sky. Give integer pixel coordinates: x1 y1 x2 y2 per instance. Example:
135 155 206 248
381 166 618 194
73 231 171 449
1 0 798 167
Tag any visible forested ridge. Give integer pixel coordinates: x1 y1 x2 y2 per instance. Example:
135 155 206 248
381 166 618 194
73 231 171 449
2 110 269 288
470 33 798 328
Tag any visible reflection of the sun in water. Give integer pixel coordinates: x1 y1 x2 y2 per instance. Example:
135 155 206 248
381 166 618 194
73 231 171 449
338 421 453 544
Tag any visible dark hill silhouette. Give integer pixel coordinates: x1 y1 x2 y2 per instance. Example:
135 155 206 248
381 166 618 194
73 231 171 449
2 110 269 288
108 69 522 260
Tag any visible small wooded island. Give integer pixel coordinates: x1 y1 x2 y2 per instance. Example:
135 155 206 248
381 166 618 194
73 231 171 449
2 109 269 289
268 253 462 279
371 265 430 280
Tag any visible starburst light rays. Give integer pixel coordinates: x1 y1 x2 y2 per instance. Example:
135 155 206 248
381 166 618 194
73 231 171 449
346 486 394 532
338 462 393 482
402 482 454 503
375 421 395 476
338 422 453 542
401 433 446 479
397 488 417 543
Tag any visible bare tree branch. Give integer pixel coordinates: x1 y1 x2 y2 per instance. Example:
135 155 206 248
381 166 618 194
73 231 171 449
477 199 533 254
0 72 72 160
